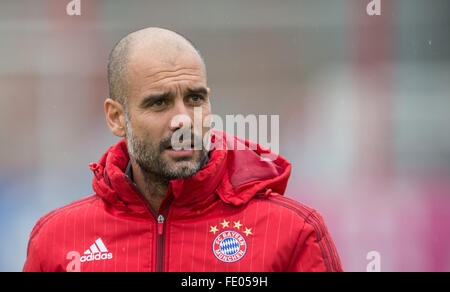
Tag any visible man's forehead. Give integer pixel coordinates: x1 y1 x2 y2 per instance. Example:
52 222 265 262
127 48 206 92
129 49 205 79
127 62 207 103
132 62 206 90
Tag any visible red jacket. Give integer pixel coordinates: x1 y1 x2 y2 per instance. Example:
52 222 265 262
23 130 342 272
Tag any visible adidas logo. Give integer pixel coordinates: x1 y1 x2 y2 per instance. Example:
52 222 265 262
80 238 113 263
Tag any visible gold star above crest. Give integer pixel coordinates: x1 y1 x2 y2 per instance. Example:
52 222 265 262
243 227 253 237
220 220 230 229
233 221 243 230
209 225 219 235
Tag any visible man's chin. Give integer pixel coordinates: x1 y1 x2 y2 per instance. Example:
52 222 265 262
164 162 201 180
159 153 203 179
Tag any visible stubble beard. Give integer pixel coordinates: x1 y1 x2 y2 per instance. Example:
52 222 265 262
124 110 210 183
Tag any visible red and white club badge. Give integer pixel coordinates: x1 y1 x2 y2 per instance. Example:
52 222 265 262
212 230 247 263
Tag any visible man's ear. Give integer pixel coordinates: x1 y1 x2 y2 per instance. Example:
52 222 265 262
104 98 127 138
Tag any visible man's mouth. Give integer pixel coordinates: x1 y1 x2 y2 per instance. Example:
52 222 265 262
164 141 196 158
165 142 195 150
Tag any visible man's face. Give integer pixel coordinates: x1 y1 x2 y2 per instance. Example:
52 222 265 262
124 49 211 180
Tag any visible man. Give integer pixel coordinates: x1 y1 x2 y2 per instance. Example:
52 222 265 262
23 27 342 272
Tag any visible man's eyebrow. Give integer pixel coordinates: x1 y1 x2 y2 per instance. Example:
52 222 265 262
186 87 208 96
139 91 172 108
139 87 208 108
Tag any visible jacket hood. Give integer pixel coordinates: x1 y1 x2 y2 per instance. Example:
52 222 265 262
90 130 291 217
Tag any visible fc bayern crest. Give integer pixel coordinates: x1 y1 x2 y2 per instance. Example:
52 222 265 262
212 230 247 263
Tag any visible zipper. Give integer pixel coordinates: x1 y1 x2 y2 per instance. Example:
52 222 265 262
124 175 170 272
155 205 171 272
156 214 166 272
157 214 165 235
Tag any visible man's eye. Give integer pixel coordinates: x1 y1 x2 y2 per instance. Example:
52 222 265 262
189 95 204 103
152 99 166 107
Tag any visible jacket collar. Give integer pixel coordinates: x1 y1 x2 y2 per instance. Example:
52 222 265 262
90 130 291 219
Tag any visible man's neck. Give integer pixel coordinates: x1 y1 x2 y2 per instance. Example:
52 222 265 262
127 159 169 214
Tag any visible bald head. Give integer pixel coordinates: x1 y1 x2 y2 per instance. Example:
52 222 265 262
107 27 206 105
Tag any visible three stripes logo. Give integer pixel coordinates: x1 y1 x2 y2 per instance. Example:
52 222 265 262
80 238 113 263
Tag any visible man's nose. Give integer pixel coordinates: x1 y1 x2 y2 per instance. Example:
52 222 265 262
169 101 192 131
